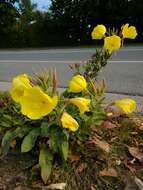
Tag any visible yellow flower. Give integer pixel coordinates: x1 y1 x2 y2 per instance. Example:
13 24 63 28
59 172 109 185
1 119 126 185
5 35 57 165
104 35 121 53
20 86 58 120
10 74 32 103
61 112 79 132
69 97 90 114
69 75 87 93
121 23 137 39
91 24 106 39
114 98 136 114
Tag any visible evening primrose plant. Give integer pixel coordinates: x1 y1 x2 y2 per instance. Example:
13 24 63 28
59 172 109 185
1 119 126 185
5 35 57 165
0 23 138 185
0 71 107 184
0 72 136 184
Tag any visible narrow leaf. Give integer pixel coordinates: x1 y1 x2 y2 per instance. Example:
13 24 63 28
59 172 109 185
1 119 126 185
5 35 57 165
41 122 49 137
1 129 17 155
39 146 53 184
61 140 69 161
21 128 40 153
15 126 32 138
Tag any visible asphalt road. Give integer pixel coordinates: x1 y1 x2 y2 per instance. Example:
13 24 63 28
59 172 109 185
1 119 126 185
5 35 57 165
0 46 143 95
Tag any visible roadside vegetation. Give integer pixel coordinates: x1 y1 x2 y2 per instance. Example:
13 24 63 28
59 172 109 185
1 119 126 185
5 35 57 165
0 24 142 190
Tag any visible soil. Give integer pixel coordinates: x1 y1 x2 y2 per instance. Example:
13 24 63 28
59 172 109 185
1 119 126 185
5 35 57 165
0 152 38 190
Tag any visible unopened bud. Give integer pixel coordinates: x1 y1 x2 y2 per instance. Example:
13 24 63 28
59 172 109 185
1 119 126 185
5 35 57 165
52 68 58 94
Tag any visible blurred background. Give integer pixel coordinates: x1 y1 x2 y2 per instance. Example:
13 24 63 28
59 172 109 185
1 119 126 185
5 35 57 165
0 0 142 48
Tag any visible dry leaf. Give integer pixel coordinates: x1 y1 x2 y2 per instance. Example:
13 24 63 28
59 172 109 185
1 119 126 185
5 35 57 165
10 139 17 149
75 163 87 174
128 147 143 163
91 186 97 190
44 183 66 190
107 112 113 117
89 137 110 153
125 164 136 174
99 168 118 177
139 124 143 130
124 180 138 190
134 177 143 190
130 132 138 135
102 121 117 129
90 124 98 132
68 154 80 162
14 187 31 190
129 158 136 164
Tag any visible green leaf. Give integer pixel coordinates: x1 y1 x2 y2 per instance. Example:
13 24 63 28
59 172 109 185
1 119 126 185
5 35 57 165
1 129 17 155
61 140 69 161
0 121 12 128
63 129 69 139
21 128 41 153
3 114 13 121
39 146 53 184
1 126 33 155
91 107 107 125
46 125 69 161
41 122 50 137
15 126 33 138
49 125 62 153
61 130 69 161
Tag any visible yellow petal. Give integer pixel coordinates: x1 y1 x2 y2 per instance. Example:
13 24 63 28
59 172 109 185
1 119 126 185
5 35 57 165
69 75 87 93
20 86 58 120
91 24 106 39
61 112 79 132
114 98 136 114
122 23 137 39
69 97 90 114
10 74 32 102
104 35 121 53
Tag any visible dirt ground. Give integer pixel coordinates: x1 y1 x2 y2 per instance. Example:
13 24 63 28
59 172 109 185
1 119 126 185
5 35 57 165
0 151 39 190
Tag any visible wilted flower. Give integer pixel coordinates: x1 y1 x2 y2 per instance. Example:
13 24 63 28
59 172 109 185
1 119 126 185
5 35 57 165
104 35 121 53
10 74 32 103
20 86 58 120
61 112 79 132
121 23 137 39
69 97 90 114
68 75 87 93
91 24 106 39
114 98 136 114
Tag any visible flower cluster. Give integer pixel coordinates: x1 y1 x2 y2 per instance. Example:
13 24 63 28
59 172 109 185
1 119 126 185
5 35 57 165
91 23 137 53
10 73 136 133
10 74 91 132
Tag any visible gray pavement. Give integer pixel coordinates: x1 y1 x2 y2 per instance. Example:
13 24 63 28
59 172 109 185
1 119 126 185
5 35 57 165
0 46 143 96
